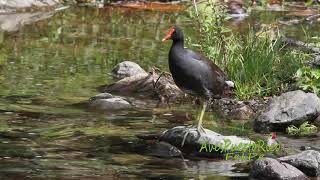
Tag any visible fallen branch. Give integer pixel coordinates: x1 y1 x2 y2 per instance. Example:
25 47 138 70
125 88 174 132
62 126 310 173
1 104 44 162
278 13 320 25
282 37 320 54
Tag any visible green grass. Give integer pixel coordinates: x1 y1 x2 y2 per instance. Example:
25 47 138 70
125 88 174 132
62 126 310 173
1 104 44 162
295 66 320 96
188 1 311 100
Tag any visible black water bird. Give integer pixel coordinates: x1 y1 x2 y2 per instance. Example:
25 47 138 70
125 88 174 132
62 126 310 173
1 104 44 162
162 26 234 134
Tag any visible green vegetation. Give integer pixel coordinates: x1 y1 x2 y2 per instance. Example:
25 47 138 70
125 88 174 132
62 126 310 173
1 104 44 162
296 66 320 96
286 121 318 136
188 1 310 100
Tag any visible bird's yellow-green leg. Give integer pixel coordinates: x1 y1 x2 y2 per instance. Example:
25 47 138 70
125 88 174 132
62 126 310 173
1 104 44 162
197 101 207 133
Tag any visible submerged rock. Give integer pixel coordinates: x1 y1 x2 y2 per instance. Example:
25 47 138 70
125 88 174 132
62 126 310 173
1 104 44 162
250 158 308 180
89 93 131 111
159 126 253 155
89 93 114 101
254 90 320 133
111 61 147 79
278 150 320 177
145 141 182 157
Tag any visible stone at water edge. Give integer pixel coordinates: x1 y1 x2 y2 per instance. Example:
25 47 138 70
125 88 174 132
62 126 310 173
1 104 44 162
314 115 320 127
145 141 182 158
89 93 114 101
254 90 320 133
89 93 131 110
250 158 308 180
307 55 320 68
227 105 256 120
111 61 147 79
159 126 254 155
278 150 320 177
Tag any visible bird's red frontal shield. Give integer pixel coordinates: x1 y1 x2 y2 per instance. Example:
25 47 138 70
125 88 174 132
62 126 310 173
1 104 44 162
162 28 175 42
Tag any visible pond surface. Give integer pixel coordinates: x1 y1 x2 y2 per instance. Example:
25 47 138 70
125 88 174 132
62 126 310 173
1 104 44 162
0 5 319 179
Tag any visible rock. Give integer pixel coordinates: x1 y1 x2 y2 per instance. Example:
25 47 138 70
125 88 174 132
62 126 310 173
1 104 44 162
254 90 320 133
314 115 320 127
100 65 184 102
278 150 320 177
145 141 182 157
159 126 253 155
300 146 320 152
250 158 308 180
228 105 256 120
308 56 320 68
111 61 147 79
89 97 131 111
89 93 114 101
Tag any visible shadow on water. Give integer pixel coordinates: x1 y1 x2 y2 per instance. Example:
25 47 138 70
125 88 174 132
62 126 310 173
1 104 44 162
0 5 319 179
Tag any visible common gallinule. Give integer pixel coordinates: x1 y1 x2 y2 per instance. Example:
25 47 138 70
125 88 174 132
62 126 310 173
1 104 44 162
162 26 234 133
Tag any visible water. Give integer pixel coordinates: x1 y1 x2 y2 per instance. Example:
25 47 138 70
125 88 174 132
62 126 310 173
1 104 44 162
0 5 319 179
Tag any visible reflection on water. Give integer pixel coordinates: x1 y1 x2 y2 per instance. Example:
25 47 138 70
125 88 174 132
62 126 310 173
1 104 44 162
0 6 319 179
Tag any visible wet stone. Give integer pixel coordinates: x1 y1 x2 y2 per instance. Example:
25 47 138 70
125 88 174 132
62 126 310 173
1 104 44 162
278 150 320 177
159 126 253 155
89 97 131 111
145 141 182 157
250 158 308 180
111 61 147 79
89 93 114 101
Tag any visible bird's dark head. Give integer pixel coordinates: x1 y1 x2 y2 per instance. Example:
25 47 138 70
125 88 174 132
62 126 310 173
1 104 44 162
162 26 184 42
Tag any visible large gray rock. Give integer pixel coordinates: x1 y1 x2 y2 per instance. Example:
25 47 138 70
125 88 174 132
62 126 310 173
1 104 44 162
254 90 320 133
250 158 308 180
159 126 253 155
278 150 320 177
111 61 147 79
89 93 131 111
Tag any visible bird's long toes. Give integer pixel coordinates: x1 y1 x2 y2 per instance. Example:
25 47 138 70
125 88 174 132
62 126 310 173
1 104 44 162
197 126 206 134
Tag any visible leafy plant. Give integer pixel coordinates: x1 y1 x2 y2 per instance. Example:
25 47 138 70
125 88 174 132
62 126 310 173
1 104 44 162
286 121 318 136
188 0 310 100
295 67 320 96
